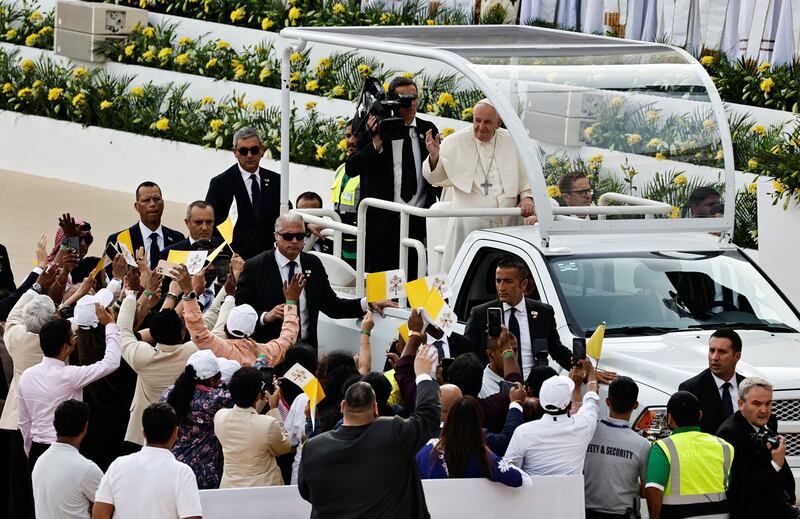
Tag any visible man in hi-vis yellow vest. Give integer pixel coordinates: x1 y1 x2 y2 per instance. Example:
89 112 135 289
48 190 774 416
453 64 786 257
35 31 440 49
331 120 360 269
645 391 734 519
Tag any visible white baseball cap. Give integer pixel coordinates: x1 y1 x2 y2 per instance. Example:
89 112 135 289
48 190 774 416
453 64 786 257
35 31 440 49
539 375 575 413
226 304 258 338
217 358 241 384
72 289 115 329
187 350 221 380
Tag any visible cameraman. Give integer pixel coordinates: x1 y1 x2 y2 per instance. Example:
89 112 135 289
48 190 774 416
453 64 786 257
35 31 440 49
716 377 796 518
345 76 438 277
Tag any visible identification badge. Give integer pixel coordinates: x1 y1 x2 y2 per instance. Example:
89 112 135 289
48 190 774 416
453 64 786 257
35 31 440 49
342 192 354 203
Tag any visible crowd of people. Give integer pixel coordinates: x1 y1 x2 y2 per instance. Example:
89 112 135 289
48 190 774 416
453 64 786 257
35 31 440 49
0 72 785 519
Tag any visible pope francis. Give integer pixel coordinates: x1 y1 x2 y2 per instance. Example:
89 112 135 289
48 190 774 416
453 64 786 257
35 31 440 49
422 99 534 271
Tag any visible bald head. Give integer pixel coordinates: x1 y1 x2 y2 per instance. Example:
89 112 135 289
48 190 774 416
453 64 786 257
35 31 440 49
440 384 463 423
473 101 502 143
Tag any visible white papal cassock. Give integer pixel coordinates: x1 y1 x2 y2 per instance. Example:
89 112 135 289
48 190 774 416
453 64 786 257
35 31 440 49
422 126 531 272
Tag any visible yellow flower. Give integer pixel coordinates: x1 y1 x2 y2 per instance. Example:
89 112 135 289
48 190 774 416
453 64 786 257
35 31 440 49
230 7 246 22
142 50 156 61
383 82 389 92
38 26 53 36
751 125 766 136
673 174 687 185
290 52 303 65
402 72 414 79
131 86 145 96
626 133 641 145
547 156 559 167
289 71 301 86
21 59 35 72
216 40 230 50
25 34 38 46
332 2 346 14
71 92 87 108
626 166 637 177
317 57 332 70
702 119 715 131
178 37 193 46
142 27 155 38
288 7 301 23
337 138 347 152
124 43 136 57
774 181 786 193
315 144 327 161
646 137 662 149
461 107 473 120
259 67 272 81
72 67 89 78
17 87 33 98
645 110 660 123
100 100 113 110
32 80 44 89
205 57 218 69
588 154 603 165
715 149 724 161
760 77 775 93
357 64 372 76
234 67 246 80
47 87 63 101
655 152 665 161
758 62 771 73
251 100 266 111
670 206 680 219
331 84 345 97
426 19 435 25
442 127 455 137
583 125 595 140
380 13 391 23
175 53 189 65
2 82 12 94
155 117 170 131
770 144 782 154
29 10 43 21
139 0 148 8
201 96 215 105
547 185 561 198
209 119 225 131
157 47 172 60
305 80 319 92
609 96 623 107
5 29 17 40
426 103 433 112
747 183 758 194
305 101 317 110
747 158 758 170
261 17 274 30
700 55 714 67
437 92 456 108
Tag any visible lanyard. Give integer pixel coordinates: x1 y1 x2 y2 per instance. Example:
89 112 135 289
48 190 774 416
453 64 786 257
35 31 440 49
600 419 629 429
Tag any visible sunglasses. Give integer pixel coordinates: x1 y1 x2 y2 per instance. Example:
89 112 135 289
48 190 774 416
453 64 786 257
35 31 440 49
564 189 594 196
237 146 261 156
276 232 306 242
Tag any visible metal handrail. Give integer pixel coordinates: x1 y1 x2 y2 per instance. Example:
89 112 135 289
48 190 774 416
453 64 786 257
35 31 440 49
290 208 343 257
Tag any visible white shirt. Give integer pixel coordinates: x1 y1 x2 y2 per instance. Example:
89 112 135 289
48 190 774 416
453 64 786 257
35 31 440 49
503 299 533 377
479 365 505 399
711 372 739 413
238 163 260 201
138 221 164 268
17 325 122 453
390 122 426 207
427 333 451 358
503 391 600 476
32 442 103 519
95 446 202 519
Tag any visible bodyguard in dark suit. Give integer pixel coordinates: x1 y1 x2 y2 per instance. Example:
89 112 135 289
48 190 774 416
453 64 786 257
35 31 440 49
104 181 184 272
346 76 438 276
159 201 225 259
716 377 795 519
205 126 281 260
679 328 745 434
298 346 440 519
235 213 395 349
464 256 572 374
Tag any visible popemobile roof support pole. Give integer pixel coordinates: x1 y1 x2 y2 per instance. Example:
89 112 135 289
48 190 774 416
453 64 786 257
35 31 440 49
280 39 306 215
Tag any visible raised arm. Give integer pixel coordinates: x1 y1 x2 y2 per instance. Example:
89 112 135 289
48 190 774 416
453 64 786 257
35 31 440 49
256 273 303 365
66 305 122 387
393 344 441 455
357 311 373 375
394 310 426 412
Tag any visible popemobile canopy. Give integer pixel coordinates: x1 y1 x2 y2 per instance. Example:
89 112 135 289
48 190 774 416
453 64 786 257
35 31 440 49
279 25 735 245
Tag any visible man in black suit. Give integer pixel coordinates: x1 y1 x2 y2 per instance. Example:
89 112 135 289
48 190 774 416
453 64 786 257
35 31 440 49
298 344 440 519
679 328 745 434
716 377 795 518
346 76 438 277
234 213 395 349
464 256 572 376
205 126 281 260
159 200 225 258
104 181 184 272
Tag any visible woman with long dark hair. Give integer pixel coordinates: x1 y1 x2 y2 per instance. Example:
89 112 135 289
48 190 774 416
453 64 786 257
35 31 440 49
416 396 529 486
161 350 232 489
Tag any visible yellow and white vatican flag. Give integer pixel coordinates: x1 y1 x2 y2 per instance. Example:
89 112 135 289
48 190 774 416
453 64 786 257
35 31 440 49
587 322 606 360
166 250 208 275
114 229 137 266
365 269 406 302
404 274 451 308
284 363 326 429
217 198 238 245
419 288 457 336
206 240 228 264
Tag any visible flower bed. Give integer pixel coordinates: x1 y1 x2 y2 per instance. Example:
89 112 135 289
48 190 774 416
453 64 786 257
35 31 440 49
0 0 52 49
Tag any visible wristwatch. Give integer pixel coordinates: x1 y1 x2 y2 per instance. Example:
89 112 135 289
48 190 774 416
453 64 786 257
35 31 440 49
182 291 197 301
31 282 42 294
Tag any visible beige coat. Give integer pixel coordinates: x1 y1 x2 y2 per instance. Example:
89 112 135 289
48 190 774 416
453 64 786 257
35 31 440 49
0 291 43 430
119 296 197 445
214 405 291 488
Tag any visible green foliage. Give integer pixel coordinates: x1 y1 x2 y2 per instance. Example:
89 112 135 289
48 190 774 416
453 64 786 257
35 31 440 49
733 190 758 249
0 0 53 49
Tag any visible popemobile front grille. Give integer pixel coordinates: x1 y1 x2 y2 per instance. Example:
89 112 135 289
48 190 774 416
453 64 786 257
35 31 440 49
773 400 800 457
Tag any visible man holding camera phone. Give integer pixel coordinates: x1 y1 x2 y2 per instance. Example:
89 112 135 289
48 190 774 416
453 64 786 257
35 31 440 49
716 377 796 518
345 76 438 276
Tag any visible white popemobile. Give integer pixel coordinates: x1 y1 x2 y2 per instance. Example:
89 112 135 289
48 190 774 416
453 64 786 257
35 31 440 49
276 25 800 488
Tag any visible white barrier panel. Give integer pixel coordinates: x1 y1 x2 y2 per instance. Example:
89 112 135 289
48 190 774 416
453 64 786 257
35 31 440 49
199 476 585 519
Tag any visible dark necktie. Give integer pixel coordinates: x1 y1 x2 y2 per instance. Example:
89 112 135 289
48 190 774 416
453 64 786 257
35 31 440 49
287 260 300 337
507 307 524 373
721 381 734 419
148 232 160 271
250 174 262 221
433 340 445 360
400 127 417 202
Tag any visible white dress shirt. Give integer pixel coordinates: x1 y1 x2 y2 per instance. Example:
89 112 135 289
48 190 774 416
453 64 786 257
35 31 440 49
138 221 164 268
238 163 260 201
427 333 451 358
17 325 122 454
711 372 739 413
503 391 600 476
390 121 426 207
95 446 202 519
503 299 533 377
32 442 103 519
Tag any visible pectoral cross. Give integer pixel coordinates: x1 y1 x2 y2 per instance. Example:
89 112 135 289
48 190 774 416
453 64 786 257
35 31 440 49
481 179 493 195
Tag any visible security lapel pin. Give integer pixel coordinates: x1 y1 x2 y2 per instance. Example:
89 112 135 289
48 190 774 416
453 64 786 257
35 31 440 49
531 311 539 319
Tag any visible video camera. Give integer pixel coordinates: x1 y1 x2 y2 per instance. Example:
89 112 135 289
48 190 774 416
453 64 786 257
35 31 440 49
352 77 414 141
